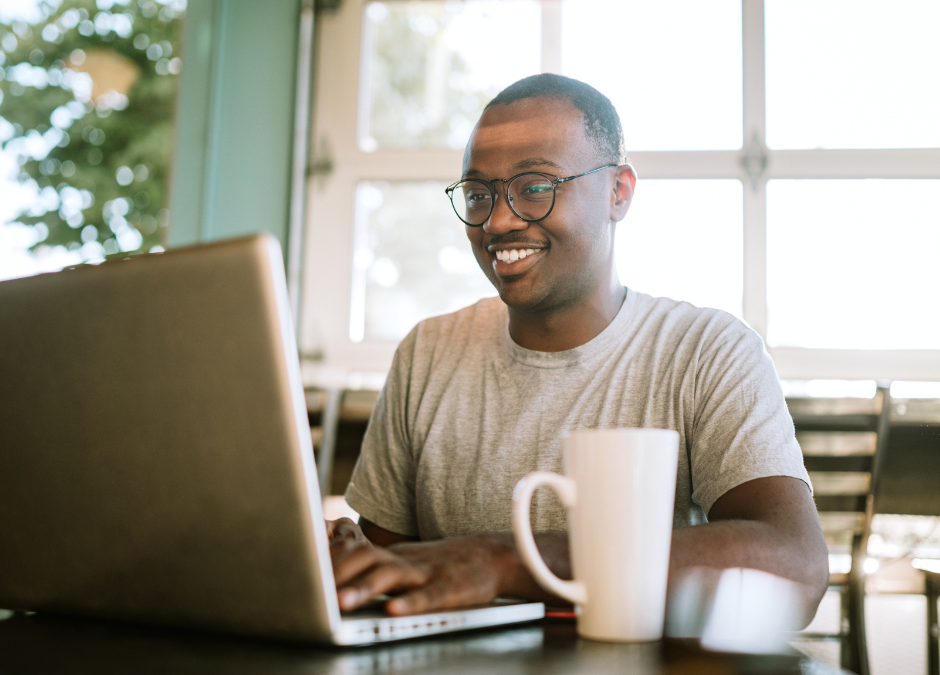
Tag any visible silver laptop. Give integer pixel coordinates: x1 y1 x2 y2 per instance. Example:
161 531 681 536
0 234 543 645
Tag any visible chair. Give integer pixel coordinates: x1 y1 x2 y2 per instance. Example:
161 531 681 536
877 396 940 675
305 388 342 497
305 388 378 497
877 396 940 519
927 571 940 675
787 385 891 675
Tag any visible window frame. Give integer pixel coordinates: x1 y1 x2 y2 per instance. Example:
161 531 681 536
299 0 940 383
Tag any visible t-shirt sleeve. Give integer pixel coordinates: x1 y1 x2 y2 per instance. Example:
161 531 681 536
689 316 811 518
343 335 420 537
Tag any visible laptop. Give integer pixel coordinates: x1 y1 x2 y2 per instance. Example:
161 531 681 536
0 234 543 645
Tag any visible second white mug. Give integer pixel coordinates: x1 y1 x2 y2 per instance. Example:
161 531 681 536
512 427 679 642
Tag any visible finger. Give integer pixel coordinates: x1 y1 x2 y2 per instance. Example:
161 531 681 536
329 539 372 575
385 577 483 616
331 544 389 586
325 519 337 539
332 517 357 533
329 517 364 542
329 529 372 557
337 561 429 612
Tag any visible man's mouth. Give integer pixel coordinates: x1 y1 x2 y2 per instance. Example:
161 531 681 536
494 248 537 263
487 245 546 276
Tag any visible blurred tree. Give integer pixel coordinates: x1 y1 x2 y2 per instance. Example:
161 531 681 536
366 1 492 151
0 0 184 260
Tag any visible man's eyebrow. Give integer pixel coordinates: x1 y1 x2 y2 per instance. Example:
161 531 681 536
513 157 563 172
462 158 564 180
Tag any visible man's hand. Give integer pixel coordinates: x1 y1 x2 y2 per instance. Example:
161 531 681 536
327 518 572 615
327 476 827 624
326 517 372 548
330 531 513 615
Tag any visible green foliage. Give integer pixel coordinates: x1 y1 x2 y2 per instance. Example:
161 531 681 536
0 0 183 258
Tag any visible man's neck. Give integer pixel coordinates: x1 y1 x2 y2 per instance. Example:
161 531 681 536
506 279 626 352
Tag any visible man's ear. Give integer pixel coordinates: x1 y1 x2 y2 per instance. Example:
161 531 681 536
610 164 637 223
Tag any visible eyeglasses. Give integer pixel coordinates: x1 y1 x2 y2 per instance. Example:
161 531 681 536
444 164 617 227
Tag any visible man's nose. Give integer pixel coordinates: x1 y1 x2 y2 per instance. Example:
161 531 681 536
483 187 528 235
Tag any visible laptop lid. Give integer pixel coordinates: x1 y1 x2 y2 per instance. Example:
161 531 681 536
0 235 340 641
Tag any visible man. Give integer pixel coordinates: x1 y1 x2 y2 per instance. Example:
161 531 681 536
328 74 829 624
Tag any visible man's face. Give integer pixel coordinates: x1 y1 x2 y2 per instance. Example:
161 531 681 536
462 97 626 313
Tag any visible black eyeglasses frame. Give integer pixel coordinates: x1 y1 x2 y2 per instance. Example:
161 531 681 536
444 163 618 227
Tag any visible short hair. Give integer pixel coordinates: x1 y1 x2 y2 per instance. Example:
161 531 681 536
484 74 627 165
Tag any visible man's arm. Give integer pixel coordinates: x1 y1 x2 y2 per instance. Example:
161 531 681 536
328 517 568 613
670 475 829 626
328 475 829 626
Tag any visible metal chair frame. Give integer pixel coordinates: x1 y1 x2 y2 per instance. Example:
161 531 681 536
789 385 892 675
926 571 940 675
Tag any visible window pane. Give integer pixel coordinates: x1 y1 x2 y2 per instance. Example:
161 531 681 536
616 180 742 316
351 180 496 342
561 0 742 151
767 180 940 349
766 0 940 149
360 0 541 152
0 1 182 281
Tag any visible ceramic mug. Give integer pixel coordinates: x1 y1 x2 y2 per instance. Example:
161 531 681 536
512 428 679 642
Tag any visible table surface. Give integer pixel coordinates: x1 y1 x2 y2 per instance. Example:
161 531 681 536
0 612 844 675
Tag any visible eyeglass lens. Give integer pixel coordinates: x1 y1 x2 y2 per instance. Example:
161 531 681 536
452 173 555 225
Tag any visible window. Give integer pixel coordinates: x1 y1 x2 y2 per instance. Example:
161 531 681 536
767 180 940 351
358 0 541 152
350 179 496 343
0 0 184 281
617 180 743 317
561 0 742 152
300 0 940 381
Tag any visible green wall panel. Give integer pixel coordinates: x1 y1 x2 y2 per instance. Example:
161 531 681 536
169 0 301 253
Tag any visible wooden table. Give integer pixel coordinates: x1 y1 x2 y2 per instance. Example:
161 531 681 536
0 612 844 675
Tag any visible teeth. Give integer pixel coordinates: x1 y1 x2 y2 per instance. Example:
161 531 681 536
495 249 538 262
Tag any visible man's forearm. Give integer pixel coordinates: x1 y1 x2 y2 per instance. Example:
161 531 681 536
492 520 827 624
670 520 824 589
669 519 828 625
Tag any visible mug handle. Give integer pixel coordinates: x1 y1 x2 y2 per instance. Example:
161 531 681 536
511 471 587 606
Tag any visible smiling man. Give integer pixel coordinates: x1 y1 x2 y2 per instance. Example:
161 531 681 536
328 74 828 624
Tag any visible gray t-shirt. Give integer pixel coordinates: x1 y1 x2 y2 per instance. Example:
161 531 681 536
345 289 810 540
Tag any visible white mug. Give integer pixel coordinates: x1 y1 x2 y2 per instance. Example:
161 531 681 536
512 428 679 642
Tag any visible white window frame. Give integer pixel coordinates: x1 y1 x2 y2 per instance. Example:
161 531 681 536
299 0 940 383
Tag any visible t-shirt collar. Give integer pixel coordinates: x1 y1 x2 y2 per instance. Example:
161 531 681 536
500 287 637 369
